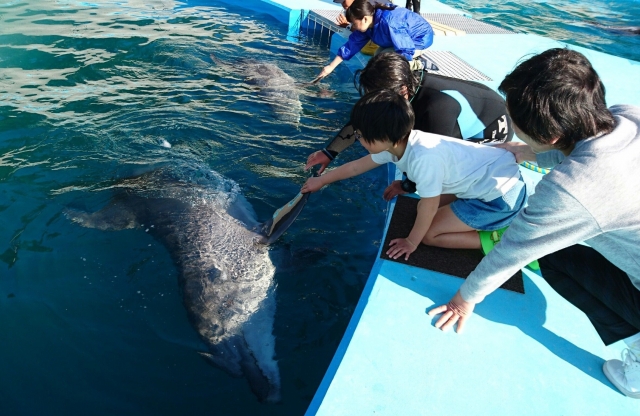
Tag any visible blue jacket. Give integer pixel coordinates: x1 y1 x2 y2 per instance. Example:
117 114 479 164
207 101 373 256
337 5 434 61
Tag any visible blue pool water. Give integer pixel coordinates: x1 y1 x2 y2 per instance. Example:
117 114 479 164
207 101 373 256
1 1 640 415
0 1 386 415
443 0 640 62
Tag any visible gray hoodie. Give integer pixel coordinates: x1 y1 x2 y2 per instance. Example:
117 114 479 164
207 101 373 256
460 105 640 303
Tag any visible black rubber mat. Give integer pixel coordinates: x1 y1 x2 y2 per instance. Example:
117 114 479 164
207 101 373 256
380 195 525 294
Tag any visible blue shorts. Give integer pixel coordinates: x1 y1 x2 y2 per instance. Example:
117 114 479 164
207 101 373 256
450 177 527 231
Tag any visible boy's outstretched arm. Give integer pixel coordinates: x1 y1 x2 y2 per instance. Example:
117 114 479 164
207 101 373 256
301 155 380 194
387 196 439 260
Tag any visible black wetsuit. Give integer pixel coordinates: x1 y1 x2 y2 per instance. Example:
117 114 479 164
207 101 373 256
406 0 420 13
321 73 513 160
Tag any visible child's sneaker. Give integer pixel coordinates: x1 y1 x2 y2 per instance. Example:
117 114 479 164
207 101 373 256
478 227 539 270
603 349 640 399
479 227 508 255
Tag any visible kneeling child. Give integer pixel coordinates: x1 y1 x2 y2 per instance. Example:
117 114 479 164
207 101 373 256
301 89 526 260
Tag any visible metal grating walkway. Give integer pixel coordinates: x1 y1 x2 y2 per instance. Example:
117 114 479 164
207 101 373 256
304 11 494 81
306 10 514 36
306 10 345 35
421 13 515 34
421 50 492 81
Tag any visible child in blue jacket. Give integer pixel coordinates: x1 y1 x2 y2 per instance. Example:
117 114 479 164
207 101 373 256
314 0 435 82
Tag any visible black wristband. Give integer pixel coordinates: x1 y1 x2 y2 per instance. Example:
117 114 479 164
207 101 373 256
321 148 336 161
401 177 417 193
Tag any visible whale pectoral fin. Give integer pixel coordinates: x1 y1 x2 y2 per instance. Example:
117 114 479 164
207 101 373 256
209 53 222 67
198 351 243 378
64 199 139 231
238 348 281 403
258 191 309 244
200 337 281 403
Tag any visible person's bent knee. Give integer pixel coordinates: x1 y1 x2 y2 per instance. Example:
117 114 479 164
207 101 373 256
422 230 439 246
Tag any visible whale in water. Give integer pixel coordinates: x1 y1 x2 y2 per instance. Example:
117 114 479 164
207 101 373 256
609 26 640 35
210 53 303 125
589 21 640 35
65 167 309 402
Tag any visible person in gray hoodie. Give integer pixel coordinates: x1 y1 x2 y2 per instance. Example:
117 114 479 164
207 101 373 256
428 48 640 399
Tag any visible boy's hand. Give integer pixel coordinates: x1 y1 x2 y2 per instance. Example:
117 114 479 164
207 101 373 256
427 290 476 333
305 150 331 174
301 176 324 194
382 180 408 201
386 237 418 260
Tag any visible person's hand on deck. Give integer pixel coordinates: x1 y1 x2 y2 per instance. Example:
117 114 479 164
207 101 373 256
301 175 325 194
494 141 537 163
427 290 476 333
305 150 331 174
386 237 418 260
382 180 408 201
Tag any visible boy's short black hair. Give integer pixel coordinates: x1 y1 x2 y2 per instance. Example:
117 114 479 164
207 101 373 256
499 48 615 150
351 89 415 144
354 52 420 99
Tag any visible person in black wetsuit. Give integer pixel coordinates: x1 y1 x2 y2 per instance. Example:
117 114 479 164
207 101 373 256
406 0 420 13
305 52 513 199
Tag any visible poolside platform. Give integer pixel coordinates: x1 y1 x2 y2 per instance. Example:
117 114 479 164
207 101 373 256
218 0 640 413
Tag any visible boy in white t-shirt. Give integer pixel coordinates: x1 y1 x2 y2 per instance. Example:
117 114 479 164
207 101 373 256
301 89 527 260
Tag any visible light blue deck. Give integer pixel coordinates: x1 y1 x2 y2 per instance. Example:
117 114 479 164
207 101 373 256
310 29 640 415
304 165 639 415
309 261 629 414
215 0 640 413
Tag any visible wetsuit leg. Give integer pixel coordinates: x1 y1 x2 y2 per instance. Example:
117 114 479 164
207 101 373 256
413 0 420 13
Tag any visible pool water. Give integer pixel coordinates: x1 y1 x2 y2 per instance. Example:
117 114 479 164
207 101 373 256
443 0 640 62
0 1 387 415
